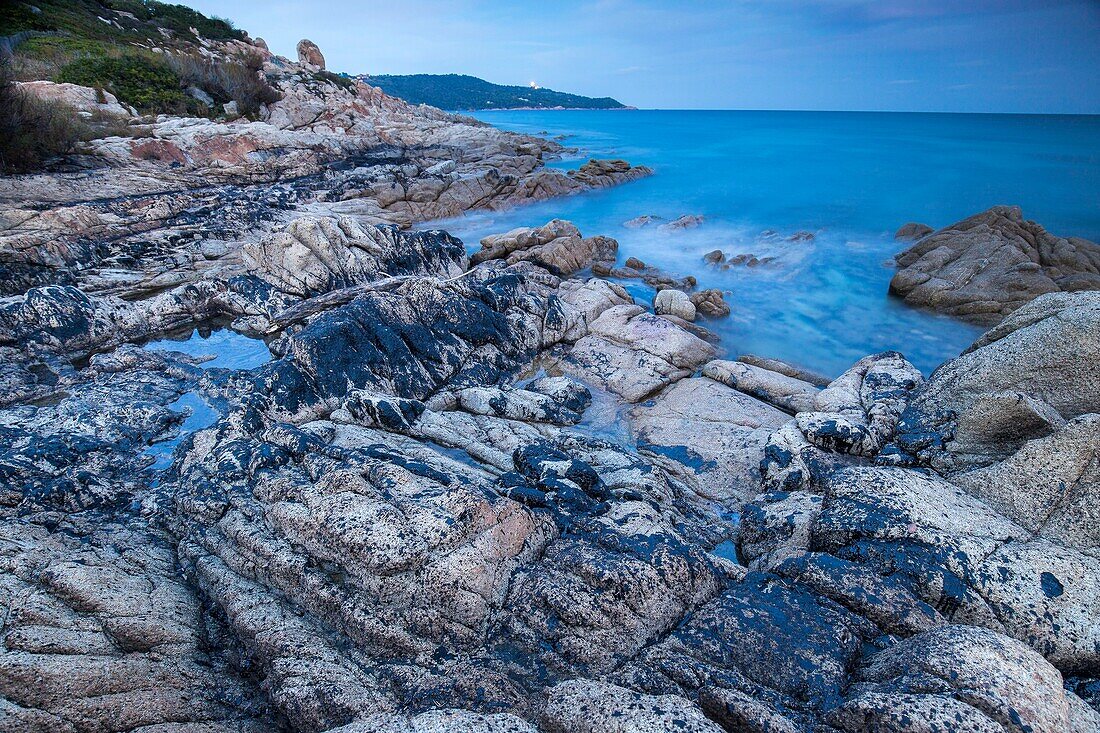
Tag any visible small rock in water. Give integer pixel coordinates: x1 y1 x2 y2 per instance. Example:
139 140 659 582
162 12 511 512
894 222 933 240
654 289 696 321
703 249 725 264
690 288 730 317
623 215 664 229
789 230 815 242
661 214 705 230
624 256 647 270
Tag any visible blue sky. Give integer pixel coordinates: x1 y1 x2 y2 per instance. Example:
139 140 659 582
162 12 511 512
189 1 1100 112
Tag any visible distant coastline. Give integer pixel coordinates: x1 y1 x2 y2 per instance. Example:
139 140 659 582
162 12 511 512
363 73 628 111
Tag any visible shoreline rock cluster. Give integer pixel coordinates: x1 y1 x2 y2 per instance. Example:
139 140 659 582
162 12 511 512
1 29 1098 733
3 201 1098 731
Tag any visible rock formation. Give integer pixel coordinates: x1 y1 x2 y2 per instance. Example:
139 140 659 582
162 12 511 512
1 11 1097 733
890 205 1100 324
0 37 650 299
297 38 326 69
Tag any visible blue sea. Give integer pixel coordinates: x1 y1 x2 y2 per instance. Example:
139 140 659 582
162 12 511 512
427 110 1100 377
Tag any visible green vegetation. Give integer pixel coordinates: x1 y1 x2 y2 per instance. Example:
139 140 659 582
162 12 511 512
57 53 200 115
166 52 281 116
314 70 355 91
0 73 84 173
0 0 282 172
0 57 153 174
0 0 241 42
1 1 280 119
366 74 627 111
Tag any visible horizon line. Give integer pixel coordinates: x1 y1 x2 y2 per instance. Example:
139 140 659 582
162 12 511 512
467 107 1100 116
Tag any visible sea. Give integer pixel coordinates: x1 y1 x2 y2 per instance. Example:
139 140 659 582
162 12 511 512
425 110 1100 378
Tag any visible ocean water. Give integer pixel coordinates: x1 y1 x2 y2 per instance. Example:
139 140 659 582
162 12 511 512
427 110 1100 377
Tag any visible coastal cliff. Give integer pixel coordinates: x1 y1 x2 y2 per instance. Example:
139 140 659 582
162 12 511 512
1 4 1098 733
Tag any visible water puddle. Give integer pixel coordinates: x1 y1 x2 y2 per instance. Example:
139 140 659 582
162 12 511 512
142 326 272 371
142 327 272 471
144 392 219 471
711 540 740 563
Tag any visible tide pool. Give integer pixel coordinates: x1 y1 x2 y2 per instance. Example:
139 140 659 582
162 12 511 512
427 110 1099 376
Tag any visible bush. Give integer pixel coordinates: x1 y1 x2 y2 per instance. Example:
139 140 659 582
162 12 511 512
314 69 355 91
0 63 87 173
103 0 244 41
56 53 199 115
164 52 281 117
0 3 56 34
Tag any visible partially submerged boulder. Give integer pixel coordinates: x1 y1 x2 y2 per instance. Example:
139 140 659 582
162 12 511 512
890 205 1100 324
653 288 695 321
894 221 933 240
472 219 617 275
892 291 1100 471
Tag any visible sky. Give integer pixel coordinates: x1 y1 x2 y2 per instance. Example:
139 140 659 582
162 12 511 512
187 0 1100 113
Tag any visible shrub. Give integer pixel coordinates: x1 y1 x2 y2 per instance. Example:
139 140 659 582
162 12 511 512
0 3 56 34
314 69 355 91
164 52 281 117
102 1 243 41
56 53 199 115
0 62 87 173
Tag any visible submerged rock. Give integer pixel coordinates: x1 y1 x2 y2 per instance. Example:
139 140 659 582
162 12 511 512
890 205 1100 324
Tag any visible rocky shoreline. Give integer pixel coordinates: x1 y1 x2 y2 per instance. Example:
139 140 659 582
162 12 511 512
1 33 1099 733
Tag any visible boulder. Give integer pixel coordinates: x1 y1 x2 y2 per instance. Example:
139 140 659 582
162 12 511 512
703 359 819 414
568 159 652 188
542 680 723 733
737 354 831 387
827 626 1089 733
472 220 617 275
653 288 696 321
558 304 717 402
813 467 1100 671
242 216 467 297
893 291 1100 470
17 80 133 118
761 352 922 490
297 38 326 69
661 214 704 230
890 206 1100 324
630 375 789 503
623 215 664 229
894 222 933 240
690 288 730 317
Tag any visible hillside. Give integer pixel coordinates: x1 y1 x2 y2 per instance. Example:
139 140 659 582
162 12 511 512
364 73 628 110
